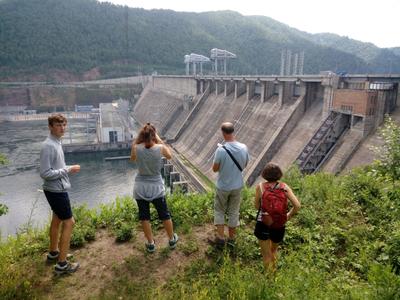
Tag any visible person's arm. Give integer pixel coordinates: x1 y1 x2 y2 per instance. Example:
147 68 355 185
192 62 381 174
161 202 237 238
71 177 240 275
245 148 250 168
254 183 262 210
212 163 220 172
285 184 301 221
161 144 172 160
155 133 163 144
130 143 137 161
40 145 73 179
212 147 221 172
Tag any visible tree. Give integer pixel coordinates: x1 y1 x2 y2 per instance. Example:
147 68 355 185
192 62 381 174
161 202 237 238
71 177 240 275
0 153 8 216
374 116 400 180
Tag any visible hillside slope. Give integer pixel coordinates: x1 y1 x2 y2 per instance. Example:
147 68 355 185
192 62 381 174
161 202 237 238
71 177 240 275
0 0 399 81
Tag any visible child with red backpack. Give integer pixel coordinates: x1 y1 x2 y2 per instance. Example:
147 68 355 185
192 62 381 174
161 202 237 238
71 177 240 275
254 163 301 271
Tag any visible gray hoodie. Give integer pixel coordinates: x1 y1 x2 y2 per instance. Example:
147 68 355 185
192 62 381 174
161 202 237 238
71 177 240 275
40 134 71 192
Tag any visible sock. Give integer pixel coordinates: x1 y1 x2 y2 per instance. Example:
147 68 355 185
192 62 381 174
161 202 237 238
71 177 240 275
148 240 155 245
49 251 59 256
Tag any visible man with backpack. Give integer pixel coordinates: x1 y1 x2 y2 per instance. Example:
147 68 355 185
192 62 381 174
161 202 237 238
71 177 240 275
254 163 301 271
210 122 249 248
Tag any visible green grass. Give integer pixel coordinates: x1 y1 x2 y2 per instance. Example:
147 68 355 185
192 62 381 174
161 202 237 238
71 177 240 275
1 164 400 299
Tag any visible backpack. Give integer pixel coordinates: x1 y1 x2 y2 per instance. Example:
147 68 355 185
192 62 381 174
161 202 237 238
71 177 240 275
260 182 288 228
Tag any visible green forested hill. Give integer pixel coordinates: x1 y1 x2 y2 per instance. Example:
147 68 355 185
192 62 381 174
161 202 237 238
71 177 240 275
0 0 399 80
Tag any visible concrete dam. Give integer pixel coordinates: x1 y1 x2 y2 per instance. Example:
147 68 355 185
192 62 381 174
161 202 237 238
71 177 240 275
133 74 400 188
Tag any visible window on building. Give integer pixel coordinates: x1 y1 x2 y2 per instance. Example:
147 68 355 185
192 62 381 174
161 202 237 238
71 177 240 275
340 105 353 112
109 131 118 143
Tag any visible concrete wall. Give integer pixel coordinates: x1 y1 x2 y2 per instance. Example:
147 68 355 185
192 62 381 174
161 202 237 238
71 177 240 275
245 94 307 185
152 76 197 96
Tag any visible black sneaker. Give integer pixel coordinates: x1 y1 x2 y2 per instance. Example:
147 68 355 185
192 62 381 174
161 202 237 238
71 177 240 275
226 239 236 248
54 262 80 275
207 237 225 249
46 251 73 262
145 241 156 253
169 233 179 250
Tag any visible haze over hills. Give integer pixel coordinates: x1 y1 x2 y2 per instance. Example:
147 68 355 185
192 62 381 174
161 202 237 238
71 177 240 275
0 0 399 81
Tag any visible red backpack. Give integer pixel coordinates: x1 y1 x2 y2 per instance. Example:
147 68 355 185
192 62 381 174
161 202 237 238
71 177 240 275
260 182 288 228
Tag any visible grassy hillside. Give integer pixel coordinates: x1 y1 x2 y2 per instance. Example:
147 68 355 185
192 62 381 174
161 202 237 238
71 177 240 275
0 0 399 81
1 118 400 299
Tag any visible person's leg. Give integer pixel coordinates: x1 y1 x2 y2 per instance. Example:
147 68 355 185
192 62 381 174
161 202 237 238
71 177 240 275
45 191 73 261
214 189 229 240
152 197 174 240
162 219 174 239
228 227 236 240
216 224 225 240
227 188 242 240
264 240 279 271
49 213 62 252
136 199 153 243
141 220 154 243
58 217 75 262
259 239 270 270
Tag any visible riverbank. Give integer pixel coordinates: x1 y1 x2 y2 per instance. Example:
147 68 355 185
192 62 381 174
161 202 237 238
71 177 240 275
0 120 136 237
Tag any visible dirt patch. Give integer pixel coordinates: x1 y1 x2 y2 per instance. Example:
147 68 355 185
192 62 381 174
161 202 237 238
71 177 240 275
40 225 216 299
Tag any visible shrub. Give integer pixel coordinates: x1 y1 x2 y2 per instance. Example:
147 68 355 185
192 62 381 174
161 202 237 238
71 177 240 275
114 222 134 243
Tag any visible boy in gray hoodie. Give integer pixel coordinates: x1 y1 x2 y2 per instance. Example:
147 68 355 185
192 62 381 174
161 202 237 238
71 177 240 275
40 114 80 274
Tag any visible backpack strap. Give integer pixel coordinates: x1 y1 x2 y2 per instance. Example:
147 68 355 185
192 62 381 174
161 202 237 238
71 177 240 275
221 145 243 172
256 182 264 220
259 182 264 206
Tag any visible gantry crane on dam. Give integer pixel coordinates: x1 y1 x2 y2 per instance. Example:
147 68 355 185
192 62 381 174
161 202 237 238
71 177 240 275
184 48 237 75
210 48 237 75
184 53 210 75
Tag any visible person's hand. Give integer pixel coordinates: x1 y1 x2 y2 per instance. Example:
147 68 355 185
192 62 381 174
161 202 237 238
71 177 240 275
69 165 81 173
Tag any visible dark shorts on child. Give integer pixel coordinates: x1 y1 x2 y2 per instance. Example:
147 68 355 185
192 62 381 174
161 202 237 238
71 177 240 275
136 197 171 221
254 221 285 243
44 190 73 220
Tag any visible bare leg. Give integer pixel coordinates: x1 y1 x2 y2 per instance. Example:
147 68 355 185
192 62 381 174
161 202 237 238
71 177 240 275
268 241 279 271
216 224 225 240
228 227 236 240
162 219 174 240
141 220 154 243
58 217 75 262
260 240 279 272
50 213 62 252
259 239 269 270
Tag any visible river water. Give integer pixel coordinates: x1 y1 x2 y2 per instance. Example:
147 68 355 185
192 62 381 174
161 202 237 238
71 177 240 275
0 119 138 238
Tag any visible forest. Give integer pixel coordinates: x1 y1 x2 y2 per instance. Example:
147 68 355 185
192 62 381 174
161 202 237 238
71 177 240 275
0 0 400 81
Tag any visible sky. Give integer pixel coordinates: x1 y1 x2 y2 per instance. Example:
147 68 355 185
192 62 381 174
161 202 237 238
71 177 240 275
101 0 400 48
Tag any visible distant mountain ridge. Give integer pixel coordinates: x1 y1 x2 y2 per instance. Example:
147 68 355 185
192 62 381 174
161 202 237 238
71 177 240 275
0 0 399 81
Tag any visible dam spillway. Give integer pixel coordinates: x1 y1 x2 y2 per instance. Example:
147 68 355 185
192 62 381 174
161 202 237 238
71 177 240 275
133 74 400 188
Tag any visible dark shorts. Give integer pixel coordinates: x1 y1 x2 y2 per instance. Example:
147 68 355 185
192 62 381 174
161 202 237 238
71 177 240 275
254 221 285 243
136 197 171 221
44 190 73 220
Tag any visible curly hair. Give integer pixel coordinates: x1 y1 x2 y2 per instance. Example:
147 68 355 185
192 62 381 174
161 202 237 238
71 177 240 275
261 163 283 182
